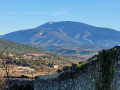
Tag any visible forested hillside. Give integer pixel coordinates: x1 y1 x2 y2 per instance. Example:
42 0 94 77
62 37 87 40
0 39 46 54
0 39 83 77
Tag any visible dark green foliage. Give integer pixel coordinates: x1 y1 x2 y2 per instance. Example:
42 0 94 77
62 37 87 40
0 39 80 69
57 69 63 73
95 49 117 90
11 75 30 78
70 63 80 70
58 60 88 72
0 39 46 54
48 62 54 67
63 65 71 72
7 59 46 70
10 84 34 90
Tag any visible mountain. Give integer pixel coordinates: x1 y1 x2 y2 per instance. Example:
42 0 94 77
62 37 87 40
1 21 120 46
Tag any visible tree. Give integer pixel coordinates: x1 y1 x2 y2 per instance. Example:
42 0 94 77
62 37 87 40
70 63 79 70
63 65 71 72
0 49 17 90
0 74 6 90
57 69 63 73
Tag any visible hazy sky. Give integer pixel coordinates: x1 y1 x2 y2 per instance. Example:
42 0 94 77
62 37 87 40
0 0 120 35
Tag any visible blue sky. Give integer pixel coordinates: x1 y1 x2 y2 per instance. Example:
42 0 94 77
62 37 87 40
0 0 120 35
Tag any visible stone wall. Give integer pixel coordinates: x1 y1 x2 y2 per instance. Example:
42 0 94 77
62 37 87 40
34 60 97 90
34 47 120 90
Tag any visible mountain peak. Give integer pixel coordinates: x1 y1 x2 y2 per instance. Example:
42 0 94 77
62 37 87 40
48 21 55 24
1 21 120 46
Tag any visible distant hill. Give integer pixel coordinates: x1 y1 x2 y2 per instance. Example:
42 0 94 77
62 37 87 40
1 21 120 46
0 39 85 76
0 39 81 62
0 39 46 54
31 44 107 57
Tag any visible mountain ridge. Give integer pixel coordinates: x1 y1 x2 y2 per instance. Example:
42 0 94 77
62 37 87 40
1 21 120 46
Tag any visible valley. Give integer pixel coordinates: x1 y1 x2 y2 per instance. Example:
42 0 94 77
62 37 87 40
0 39 84 78
0 21 119 90
0 21 115 78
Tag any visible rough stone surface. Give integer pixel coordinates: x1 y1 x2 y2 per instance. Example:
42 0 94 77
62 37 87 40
34 47 120 90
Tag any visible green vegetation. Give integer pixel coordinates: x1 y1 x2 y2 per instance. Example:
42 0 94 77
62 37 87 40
57 53 98 73
0 39 81 62
57 69 63 72
0 39 46 54
7 59 54 71
59 47 118 89
63 65 71 72
0 39 85 73
95 48 117 90
57 60 88 72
